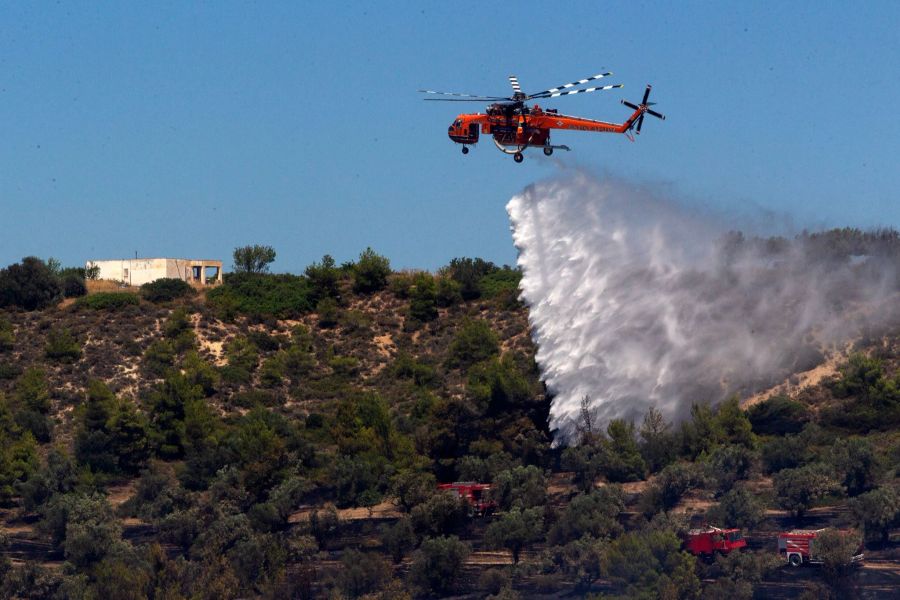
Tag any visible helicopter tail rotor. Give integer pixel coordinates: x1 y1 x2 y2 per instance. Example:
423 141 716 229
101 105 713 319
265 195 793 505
622 85 665 135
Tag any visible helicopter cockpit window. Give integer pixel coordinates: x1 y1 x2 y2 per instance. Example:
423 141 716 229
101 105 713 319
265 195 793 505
454 120 462 127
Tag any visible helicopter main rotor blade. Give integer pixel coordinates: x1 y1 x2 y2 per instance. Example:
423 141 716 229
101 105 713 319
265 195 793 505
418 89 507 100
508 75 523 96
532 83 623 99
527 72 613 99
422 98 508 102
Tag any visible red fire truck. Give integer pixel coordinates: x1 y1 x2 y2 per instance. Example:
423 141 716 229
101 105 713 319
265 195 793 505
683 526 747 557
437 482 496 516
778 529 865 567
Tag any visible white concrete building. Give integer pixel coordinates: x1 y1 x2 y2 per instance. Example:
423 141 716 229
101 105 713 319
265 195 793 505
86 258 223 287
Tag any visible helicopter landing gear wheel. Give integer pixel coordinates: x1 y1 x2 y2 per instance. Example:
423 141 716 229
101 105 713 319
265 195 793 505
461 146 469 155
543 146 553 156
513 152 524 163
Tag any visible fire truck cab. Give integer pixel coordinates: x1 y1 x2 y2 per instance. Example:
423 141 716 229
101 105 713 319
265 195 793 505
683 526 747 557
437 482 496 516
778 529 865 567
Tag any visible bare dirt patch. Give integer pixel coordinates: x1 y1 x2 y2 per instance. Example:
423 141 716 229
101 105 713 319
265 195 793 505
743 346 849 408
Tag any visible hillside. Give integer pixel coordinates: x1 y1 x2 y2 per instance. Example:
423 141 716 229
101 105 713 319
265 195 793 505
0 252 899 599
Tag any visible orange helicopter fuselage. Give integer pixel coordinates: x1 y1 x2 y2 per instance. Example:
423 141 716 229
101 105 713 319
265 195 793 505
448 102 636 150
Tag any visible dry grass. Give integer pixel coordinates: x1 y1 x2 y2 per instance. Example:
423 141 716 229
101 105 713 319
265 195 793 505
86 280 139 294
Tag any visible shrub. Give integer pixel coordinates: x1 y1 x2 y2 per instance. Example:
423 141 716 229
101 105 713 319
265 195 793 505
445 257 497 301
850 486 900 543
143 340 176 377
409 536 470 597
408 272 438 323
352 247 391 294
75 292 140 310
304 255 341 303
207 272 312 320
484 506 543 563
336 548 391 597
60 274 87 298
479 266 521 299
747 395 810 435
602 528 700 599
706 486 764 529
381 517 417 564
140 278 196 303
316 297 340 328
0 257 62 310
447 319 500 369
0 316 15 352
44 328 82 363
491 465 547 511
436 276 462 307
829 437 881 497
548 487 625 545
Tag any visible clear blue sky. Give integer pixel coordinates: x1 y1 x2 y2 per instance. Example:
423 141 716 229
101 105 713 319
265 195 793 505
1 1 898 273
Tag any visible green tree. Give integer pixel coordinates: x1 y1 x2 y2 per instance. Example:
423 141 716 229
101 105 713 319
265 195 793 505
491 465 547 511
232 244 276 274
747 395 810 435
0 256 62 310
548 486 625 545
445 257 497 300
603 419 647 483
639 406 677 473
148 373 203 459
408 272 438 323
109 400 150 475
484 506 543 563
13 367 52 442
40 493 125 569
815 528 863 585
336 548 391 597
761 433 811 474
706 486 764 529
408 536 470 597
381 516 417 564
353 247 391 294
74 381 117 472
773 463 842 519
829 437 881 497
705 444 756 494
305 254 341 302
603 528 701 600
391 470 437 512
680 403 725 459
447 319 500 369
849 486 900 543
639 462 704 517
410 490 468 537
715 396 755 448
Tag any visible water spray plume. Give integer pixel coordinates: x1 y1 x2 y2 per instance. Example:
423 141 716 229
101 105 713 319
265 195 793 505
508 172 900 442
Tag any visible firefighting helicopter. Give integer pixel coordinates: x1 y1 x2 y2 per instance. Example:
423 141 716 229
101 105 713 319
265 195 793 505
419 72 665 162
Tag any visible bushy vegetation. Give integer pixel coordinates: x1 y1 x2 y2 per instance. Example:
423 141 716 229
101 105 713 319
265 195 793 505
207 272 312 319
0 257 62 310
75 292 140 310
2 240 900 597
140 277 196 303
